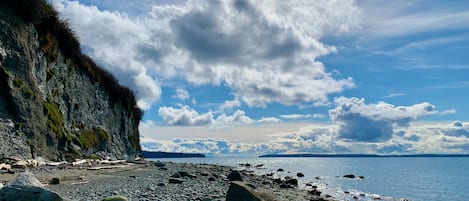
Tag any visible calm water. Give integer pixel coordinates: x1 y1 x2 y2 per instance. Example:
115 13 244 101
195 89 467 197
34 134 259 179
150 157 469 201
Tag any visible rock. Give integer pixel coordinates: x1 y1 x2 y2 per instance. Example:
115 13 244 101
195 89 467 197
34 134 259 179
178 171 197 178
200 172 210 176
373 197 382 200
226 181 274 201
255 164 264 168
309 189 321 196
273 178 283 184
279 184 294 189
276 168 284 172
343 174 356 179
50 178 60 185
227 170 243 181
154 161 165 167
344 191 350 194
0 185 64 201
170 173 181 178
102 195 129 201
157 183 166 187
285 178 298 186
296 172 304 177
353 196 359 199
169 178 183 184
360 193 366 196
315 176 321 180
358 176 365 179
208 177 216 181
7 172 43 187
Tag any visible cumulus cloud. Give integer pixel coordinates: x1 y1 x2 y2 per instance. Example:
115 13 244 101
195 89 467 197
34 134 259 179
158 105 213 126
218 99 241 112
329 97 439 142
53 0 359 108
172 88 190 101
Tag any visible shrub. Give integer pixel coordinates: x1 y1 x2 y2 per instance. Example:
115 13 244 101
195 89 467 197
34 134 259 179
44 98 63 137
77 127 109 149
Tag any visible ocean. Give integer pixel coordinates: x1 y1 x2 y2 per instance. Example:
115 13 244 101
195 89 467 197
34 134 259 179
150 157 469 201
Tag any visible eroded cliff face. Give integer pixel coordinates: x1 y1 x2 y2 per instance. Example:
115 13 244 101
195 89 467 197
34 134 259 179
0 1 141 160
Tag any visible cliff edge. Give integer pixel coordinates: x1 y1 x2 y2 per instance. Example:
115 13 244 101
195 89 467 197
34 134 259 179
0 0 142 160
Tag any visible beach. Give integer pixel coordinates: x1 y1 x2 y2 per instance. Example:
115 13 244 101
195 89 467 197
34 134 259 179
0 159 332 201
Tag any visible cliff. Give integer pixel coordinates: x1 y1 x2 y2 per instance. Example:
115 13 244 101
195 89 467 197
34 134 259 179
0 0 142 160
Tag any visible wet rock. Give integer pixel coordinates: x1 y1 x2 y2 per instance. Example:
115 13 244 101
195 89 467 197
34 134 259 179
296 172 304 177
178 171 197 178
50 177 60 185
157 183 166 187
208 177 216 181
309 189 321 196
273 178 283 184
358 176 365 179
276 168 284 172
228 170 243 181
279 184 294 189
153 161 165 167
285 178 298 186
170 173 181 178
169 178 183 184
343 174 356 179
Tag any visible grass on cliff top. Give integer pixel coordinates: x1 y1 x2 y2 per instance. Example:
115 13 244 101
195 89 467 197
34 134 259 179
0 0 143 122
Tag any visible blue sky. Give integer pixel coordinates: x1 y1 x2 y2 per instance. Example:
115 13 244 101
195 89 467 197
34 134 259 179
52 0 469 155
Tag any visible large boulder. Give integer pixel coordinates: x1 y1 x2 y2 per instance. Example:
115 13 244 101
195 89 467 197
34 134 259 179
227 170 243 181
226 181 274 201
0 172 64 201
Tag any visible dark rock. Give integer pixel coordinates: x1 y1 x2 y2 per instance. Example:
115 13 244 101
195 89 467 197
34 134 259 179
312 185 318 189
159 167 168 171
0 185 64 201
279 184 294 189
273 178 283 184
360 193 366 196
227 170 243 181
200 172 210 176
255 164 264 168
353 196 359 199
344 191 350 194
277 168 284 172
358 176 365 179
178 171 197 178
153 161 165 167
309 189 321 196
157 183 166 187
296 172 304 177
305 183 313 186
49 177 60 185
325 194 332 198
208 177 216 181
285 178 298 186
373 197 382 200
170 173 181 178
315 176 321 180
343 174 356 179
168 178 183 184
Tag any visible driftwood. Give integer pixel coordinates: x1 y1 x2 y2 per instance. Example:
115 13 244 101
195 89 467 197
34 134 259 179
87 165 128 170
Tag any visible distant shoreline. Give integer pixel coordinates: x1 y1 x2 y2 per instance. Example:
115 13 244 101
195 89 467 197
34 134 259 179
259 153 469 158
142 151 205 158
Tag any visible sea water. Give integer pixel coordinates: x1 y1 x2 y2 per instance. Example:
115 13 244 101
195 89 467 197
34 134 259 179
150 157 469 201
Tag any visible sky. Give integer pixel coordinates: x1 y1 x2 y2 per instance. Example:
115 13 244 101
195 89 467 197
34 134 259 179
51 0 469 156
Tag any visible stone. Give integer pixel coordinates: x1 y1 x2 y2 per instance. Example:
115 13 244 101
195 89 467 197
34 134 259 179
227 170 243 181
296 172 304 177
178 171 197 178
170 173 181 178
309 189 321 196
0 185 64 201
208 177 216 181
7 172 43 187
279 184 294 189
50 177 60 185
226 181 274 201
285 178 298 186
359 176 365 179
102 195 129 201
154 161 165 167
157 183 166 187
343 174 356 179
169 178 183 184
276 168 284 172
273 178 283 184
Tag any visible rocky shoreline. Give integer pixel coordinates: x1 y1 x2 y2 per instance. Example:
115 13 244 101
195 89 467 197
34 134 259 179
0 158 334 201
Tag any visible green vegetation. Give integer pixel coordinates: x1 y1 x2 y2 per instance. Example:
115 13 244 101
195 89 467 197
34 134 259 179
44 98 63 137
0 0 143 123
77 127 109 149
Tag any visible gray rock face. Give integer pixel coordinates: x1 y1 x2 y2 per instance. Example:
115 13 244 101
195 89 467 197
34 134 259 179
226 181 275 201
0 172 64 201
0 2 141 160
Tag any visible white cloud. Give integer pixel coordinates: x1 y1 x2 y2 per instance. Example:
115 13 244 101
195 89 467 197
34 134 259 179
218 99 241 112
384 93 406 99
216 110 254 125
158 105 213 126
280 113 326 120
257 117 282 123
329 97 439 142
172 88 190 101
141 121 469 155
53 0 359 109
